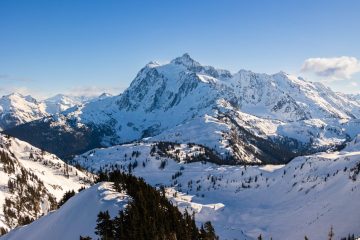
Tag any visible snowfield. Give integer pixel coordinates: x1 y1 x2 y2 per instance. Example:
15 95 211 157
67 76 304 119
0 182 128 240
71 137 360 240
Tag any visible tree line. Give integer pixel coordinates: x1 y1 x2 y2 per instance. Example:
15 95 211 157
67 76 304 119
80 170 218 240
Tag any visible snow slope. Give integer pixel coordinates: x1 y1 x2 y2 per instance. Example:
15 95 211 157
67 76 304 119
0 93 48 131
0 182 128 240
6 54 360 163
43 93 111 115
0 133 94 232
72 138 360 240
0 93 101 131
43 94 87 115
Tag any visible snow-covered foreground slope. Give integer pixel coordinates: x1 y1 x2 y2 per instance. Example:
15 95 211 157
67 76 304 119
0 182 128 240
6 54 360 163
72 138 360 239
0 134 94 232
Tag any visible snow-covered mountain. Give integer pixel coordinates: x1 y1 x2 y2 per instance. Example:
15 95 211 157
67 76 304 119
96 92 113 101
69 136 360 240
43 93 112 115
5 54 360 163
0 93 48 131
1 54 359 239
0 133 94 234
346 93 360 103
0 93 111 131
43 94 88 115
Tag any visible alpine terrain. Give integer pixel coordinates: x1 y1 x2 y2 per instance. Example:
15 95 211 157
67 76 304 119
0 93 110 131
0 133 94 235
5 54 360 164
0 54 360 240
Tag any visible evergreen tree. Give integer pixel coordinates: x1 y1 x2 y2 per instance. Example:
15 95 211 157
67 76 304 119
95 211 114 240
258 234 263 240
199 224 206 239
0 227 7 236
79 236 92 240
112 211 125 239
328 225 334 240
90 170 218 240
58 190 76 208
342 234 355 240
199 221 218 240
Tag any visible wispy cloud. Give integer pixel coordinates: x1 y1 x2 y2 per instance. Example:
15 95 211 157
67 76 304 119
66 85 124 97
350 82 358 87
0 86 34 97
301 56 360 80
0 84 126 100
0 74 32 82
0 74 9 79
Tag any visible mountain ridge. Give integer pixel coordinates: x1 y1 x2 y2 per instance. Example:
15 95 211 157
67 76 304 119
4 54 360 164
0 133 94 233
0 93 112 131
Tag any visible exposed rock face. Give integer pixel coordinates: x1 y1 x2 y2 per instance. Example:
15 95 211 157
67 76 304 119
5 54 360 163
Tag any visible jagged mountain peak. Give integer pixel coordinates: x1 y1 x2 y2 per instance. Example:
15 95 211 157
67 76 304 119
97 92 113 99
5 54 360 164
236 69 254 74
2 92 36 102
0 92 96 130
43 94 86 115
272 70 288 76
45 94 69 101
3 92 24 98
0 93 48 130
170 53 201 68
146 61 161 68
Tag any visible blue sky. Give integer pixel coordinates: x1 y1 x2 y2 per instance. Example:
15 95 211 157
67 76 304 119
0 0 359 98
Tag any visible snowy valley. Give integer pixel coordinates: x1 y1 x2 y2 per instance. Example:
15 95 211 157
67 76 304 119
2 134 360 239
69 137 360 239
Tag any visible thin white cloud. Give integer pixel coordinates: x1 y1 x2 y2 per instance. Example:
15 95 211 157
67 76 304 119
0 74 8 79
0 86 34 96
301 56 360 80
0 84 126 100
66 85 124 98
350 82 358 87
0 74 32 82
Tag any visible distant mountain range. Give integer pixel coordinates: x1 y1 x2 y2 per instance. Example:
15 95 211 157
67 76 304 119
0 92 112 131
3 54 360 163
